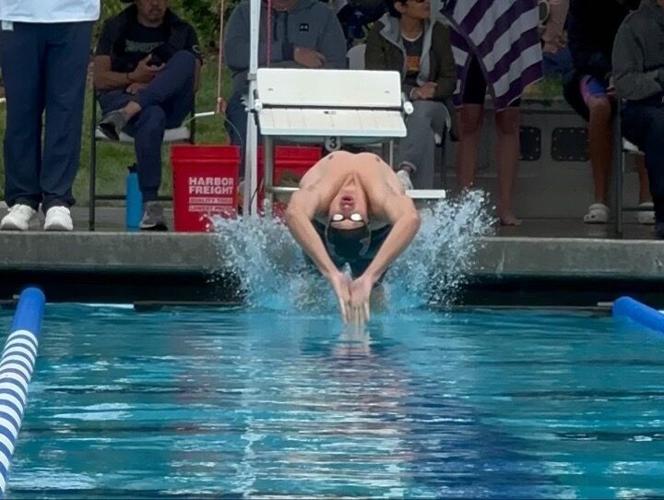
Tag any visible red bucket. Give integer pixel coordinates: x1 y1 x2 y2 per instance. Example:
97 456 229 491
171 145 240 232
256 146 322 216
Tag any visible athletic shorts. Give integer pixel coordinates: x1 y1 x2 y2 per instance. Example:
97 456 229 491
462 56 521 108
579 75 609 106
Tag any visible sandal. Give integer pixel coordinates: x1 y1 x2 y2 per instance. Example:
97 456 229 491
638 202 655 225
583 203 609 224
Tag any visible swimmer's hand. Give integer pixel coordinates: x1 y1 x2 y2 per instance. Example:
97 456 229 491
349 275 373 325
329 271 352 323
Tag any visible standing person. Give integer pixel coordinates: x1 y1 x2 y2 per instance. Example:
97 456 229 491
0 0 100 231
365 0 456 190
94 0 203 231
613 0 664 238
564 0 651 225
440 0 543 226
541 0 569 57
540 0 573 77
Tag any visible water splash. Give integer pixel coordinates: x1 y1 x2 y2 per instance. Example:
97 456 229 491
211 190 494 312
210 212 329 311
384 190 495 310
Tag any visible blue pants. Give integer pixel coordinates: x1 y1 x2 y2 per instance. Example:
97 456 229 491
98 50 196 202
0 21 93 211
622 102 664 223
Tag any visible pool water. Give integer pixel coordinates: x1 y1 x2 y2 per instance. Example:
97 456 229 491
2 305 664 498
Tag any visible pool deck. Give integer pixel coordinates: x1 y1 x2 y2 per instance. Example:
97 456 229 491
1 206 664 307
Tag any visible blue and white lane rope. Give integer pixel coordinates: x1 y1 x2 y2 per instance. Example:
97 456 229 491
613 296 664 333
0 288 45 495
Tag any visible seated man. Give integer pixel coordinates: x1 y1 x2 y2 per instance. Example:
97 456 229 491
223 0 347 147
285 151 421 324
613 0 664 238
365 0 456 190
93 0 202 230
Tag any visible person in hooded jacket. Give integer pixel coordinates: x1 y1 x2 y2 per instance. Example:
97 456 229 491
365 0 455 190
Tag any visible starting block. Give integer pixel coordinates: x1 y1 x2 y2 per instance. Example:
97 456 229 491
252 68 446 209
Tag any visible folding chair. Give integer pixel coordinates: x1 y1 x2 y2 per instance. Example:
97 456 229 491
88 93 196 231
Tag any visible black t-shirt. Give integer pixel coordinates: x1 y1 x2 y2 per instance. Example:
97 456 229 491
96 7 201 73
402 33 423 90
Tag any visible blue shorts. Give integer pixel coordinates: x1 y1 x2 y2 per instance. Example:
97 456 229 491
580 75 608 106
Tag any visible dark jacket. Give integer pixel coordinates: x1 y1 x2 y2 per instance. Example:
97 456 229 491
365 14 456 101
613 0 664 102
563 0 630 119
224 0 347 95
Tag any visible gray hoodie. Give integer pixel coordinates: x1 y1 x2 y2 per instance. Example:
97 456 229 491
224 0 347 94
613 0 664 101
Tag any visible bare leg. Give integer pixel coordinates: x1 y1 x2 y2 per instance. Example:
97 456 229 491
494 107 521 225
587 96 613 204
455 104 484 190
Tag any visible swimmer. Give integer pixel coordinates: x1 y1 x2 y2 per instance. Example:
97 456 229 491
285 151 421 325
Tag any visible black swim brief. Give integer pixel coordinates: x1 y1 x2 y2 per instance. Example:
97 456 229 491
308 220 392 278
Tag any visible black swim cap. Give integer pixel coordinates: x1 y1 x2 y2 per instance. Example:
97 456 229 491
325 224 372 260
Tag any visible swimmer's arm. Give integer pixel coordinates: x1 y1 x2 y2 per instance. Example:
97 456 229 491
284 189 338 278
361 192 420 284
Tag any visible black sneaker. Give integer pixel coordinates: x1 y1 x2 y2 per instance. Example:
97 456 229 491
140 201 168 231
98 110 128 141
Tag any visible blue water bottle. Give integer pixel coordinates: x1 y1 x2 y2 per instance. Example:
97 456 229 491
126 165 143 231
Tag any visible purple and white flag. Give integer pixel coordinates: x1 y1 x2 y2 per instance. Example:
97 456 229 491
440 0 543 109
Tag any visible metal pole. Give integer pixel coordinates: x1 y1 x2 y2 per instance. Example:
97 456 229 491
243 0 261 216
89 100 98 231
263 136 274 215
612 109 624 238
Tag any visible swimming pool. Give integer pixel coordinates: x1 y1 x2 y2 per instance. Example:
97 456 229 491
2 304 664 498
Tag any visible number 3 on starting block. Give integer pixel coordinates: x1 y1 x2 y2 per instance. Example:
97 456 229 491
325 136 341 152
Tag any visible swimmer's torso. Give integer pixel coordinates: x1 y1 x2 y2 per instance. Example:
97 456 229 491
299 151 405 224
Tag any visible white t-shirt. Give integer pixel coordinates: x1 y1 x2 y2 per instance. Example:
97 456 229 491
0 0 100 23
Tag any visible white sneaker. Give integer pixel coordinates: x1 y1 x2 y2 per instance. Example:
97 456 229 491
44 206 73 231
0 204 37 231
396 169 414 191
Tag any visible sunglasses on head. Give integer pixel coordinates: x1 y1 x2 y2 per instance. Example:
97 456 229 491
329 213 366 224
